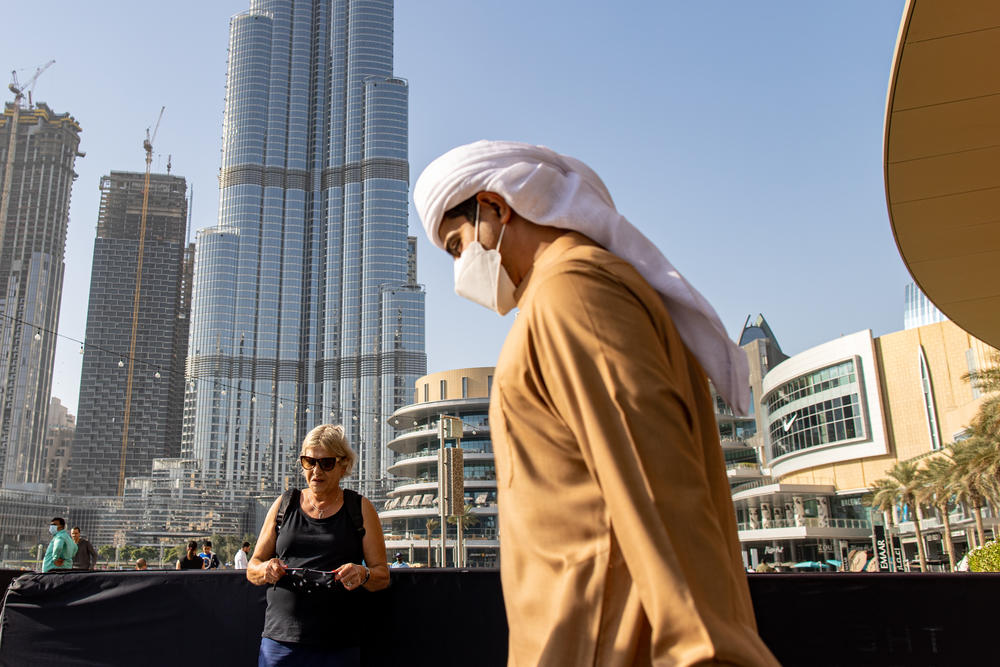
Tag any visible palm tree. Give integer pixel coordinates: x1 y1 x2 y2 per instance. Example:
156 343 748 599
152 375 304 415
949 439 991 547
863 478 900 568
446 503 480 531
967 394 1000 445
447 504 480 568
916 457 957 571
869 461 928 572
863 478 898 531
425 518 439 568
963 351 1000 394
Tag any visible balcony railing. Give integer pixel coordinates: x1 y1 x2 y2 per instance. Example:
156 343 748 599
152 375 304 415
737 517 871 531
730 477 775 493
391 448 495 465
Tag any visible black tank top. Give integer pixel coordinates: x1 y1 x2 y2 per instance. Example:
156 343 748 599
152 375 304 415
262 491 366 646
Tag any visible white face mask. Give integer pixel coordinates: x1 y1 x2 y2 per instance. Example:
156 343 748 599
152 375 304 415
453 203 517 315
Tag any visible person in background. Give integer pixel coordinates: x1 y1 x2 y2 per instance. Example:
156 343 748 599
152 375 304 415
390 553 409 568
135 558 148 570
177 541 206 570
70 526 98 570
234 541 251 570
199 540 220 569
42 517 77 573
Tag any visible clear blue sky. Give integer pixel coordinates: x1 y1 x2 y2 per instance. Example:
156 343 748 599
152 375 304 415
3 1 909 415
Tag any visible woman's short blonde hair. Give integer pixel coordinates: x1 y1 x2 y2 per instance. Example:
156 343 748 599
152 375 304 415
300 424 357 474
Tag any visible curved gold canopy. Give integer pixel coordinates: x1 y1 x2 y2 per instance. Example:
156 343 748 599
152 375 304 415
885 0 1000 347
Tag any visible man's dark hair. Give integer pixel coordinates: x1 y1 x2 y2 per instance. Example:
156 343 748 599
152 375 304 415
443 195 478 222
71 526 81 532
242 541 251 548
51 517 65 529
203 540 212 548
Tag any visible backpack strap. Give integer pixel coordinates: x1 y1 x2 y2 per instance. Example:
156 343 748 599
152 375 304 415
275 488 299 533
343 488 367 539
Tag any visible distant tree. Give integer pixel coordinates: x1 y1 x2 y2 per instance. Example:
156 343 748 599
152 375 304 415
163 544 184 566
425 518 439 568
208 533 257 566
97 544 114 566
963 351 1000 395
447 504 480 531
916 456 957 571
133 546 157 563
950 438 994 546
867 461 928 572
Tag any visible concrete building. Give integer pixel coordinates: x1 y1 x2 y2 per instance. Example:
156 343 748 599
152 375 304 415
183 0 424 500
735 320 998 569
42 397 74 494
382 368 498 567
0 102 82 488
68 171 191 497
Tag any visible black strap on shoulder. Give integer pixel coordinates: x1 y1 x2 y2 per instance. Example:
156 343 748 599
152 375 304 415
343 488 366 538
275 488 299 533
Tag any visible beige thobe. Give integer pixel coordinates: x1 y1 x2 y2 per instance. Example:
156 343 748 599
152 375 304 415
490 233 778 666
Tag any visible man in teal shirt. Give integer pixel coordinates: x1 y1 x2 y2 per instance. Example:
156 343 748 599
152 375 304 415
42 517 77 572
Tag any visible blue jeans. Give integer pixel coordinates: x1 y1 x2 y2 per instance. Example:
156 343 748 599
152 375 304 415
258 637 360 667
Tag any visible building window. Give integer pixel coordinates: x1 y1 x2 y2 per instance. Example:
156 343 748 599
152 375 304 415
440 380 447 400
423 383 429 403
462 377 468 398
487 375 493 396
765 360 856 413
920 347 942 451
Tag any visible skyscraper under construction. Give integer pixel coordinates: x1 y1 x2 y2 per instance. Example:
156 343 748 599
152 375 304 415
68 171 192 497
183 0 425 498
0 101 82 489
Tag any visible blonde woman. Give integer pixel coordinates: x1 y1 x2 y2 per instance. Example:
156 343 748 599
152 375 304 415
248 424 389 665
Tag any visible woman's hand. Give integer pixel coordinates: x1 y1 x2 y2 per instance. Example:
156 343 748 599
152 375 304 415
262 558 287 584
333 562 369 590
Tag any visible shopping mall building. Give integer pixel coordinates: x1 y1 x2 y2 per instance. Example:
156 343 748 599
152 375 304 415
736 315 997 570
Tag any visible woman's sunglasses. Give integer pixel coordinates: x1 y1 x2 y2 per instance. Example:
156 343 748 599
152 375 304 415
300 455 340 471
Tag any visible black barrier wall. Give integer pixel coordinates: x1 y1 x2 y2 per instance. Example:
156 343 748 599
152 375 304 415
1 569 997 666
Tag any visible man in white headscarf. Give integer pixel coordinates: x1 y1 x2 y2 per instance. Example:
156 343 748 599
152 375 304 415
415 140 777 667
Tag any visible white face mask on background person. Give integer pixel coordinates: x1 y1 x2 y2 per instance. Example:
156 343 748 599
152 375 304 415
453 203 517 315
49 525 58 535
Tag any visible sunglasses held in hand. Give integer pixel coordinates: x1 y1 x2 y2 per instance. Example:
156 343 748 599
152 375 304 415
299 455 341 471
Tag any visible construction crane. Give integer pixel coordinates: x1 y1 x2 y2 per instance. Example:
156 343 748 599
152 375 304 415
118 106 165 496
0 60 55 263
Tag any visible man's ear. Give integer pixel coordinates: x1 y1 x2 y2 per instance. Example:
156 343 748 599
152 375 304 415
476 191 512 224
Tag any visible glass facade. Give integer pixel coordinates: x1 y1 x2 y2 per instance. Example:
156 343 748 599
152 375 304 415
183 1 424 499
904 282 947 330
765 360 867 460
0 103 82 488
